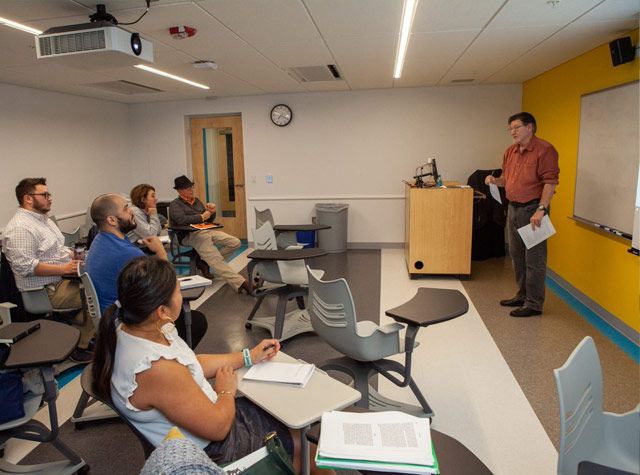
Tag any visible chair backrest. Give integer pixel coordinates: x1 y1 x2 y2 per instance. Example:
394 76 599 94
81 363 156 459
255 208 275 229
252 223 308 285
78 265 101 330
305 266 364 357
554 336 604 475
0 252 27 322
62 227 82 247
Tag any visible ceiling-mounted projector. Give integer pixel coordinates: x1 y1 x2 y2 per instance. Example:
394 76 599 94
35 20 153 70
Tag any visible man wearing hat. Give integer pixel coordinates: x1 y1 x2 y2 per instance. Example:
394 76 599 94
169 175 249 292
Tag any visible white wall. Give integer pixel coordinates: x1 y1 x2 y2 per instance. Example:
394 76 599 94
0 84 131 232
128 84 522 243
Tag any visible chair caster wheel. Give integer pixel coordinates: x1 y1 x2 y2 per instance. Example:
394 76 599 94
245 323 252 329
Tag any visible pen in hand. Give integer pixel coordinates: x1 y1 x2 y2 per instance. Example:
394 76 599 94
263 343 277 351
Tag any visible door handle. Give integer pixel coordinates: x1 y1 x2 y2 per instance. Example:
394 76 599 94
234 184 244 187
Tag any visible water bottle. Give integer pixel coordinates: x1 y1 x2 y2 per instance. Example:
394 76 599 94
436 175 443 187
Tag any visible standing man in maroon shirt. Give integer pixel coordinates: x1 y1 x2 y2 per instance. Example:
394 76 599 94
486 112 559 317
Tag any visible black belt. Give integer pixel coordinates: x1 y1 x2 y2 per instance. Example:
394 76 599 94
510 199 539 208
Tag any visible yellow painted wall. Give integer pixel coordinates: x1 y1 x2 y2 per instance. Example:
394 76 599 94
522 30 639 331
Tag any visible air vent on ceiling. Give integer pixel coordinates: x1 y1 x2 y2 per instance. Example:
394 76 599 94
451 78 475 83
289 65 342 82
83 80 163 95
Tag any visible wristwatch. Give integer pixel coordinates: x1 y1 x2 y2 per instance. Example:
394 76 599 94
537 204 546 212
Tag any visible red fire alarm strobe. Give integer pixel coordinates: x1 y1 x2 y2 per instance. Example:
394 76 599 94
170 26 197 39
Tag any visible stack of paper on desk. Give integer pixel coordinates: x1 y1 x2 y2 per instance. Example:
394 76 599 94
316 411 439 474
242 361 315 388
178 275 212 290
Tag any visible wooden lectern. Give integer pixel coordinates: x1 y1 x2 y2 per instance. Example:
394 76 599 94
404 183 473 276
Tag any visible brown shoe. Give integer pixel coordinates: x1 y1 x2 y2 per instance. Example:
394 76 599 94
196 258 215 279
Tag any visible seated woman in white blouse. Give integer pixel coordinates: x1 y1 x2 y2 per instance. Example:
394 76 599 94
91 256 332 474
127 184 166 242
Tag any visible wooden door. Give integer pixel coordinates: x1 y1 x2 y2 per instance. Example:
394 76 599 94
190 116 246 239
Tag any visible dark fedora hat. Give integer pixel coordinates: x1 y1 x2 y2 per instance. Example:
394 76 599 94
173 175 194 190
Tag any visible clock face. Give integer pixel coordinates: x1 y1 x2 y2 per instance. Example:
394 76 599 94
271 104 292 126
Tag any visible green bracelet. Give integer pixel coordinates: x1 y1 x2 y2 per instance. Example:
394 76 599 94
243 348 253 367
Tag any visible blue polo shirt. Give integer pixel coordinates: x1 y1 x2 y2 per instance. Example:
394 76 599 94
85 231 144 313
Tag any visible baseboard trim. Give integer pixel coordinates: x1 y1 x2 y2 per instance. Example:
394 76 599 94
547 268 639 352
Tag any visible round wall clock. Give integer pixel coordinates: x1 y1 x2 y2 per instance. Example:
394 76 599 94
270 104 292 126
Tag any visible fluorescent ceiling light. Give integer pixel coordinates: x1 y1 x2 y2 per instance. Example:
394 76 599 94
0 16 42 35
134 64 210 90
393 0 418 79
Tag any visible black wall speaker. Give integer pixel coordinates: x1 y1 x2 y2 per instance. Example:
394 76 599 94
609 37 635 66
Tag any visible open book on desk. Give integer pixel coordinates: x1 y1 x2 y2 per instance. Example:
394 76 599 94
316 410 438 474
242 361 315 388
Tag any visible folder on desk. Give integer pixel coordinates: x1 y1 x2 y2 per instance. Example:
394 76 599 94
190 223 222 230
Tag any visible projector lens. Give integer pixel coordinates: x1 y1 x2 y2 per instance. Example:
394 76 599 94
131 33 142 56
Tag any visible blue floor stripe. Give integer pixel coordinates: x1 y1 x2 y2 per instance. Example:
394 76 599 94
56 364 85 389
546 276 639 363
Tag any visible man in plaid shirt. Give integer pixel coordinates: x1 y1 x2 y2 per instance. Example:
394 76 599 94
2 178 94 362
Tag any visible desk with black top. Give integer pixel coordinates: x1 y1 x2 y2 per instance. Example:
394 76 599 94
168 224 223 232
380 287 469 417
272 224 330 232
245 248 327 341
0 319 87 474
305 407 492 475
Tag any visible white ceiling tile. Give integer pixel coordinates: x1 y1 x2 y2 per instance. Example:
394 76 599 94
254 38 335 68
197 0 321 43
489 0 602 28
579 0 640 22
304 0 404 37
412 0 507 32
397 30 479 87
441 25 560 83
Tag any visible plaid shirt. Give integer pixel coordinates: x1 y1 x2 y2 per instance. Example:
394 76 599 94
2 208 71 290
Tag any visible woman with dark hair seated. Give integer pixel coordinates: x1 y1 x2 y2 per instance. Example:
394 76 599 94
127 184 166 242
92 256 332 473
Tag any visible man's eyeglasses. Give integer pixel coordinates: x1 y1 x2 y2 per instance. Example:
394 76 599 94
28 193 52 199
508 125 524 133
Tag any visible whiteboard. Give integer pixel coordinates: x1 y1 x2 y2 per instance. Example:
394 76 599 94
574 80 639 237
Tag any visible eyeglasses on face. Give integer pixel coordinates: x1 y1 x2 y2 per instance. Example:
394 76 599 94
28 193 52 199
508 124 525 133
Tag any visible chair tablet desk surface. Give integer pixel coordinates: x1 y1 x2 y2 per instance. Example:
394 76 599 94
272 224 330 232
0 320 86 474
237 351 361 475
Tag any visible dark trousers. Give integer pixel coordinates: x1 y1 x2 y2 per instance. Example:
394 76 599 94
506 202 548 311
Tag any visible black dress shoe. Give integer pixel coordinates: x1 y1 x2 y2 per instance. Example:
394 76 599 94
69 347 93 363
500 297 525 307
510 307 542 317
196 259 215 279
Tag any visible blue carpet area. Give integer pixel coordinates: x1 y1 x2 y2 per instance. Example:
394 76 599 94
547 276 639 363
57 365 85 389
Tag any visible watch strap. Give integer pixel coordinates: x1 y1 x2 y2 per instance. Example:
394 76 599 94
243 348 253 367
